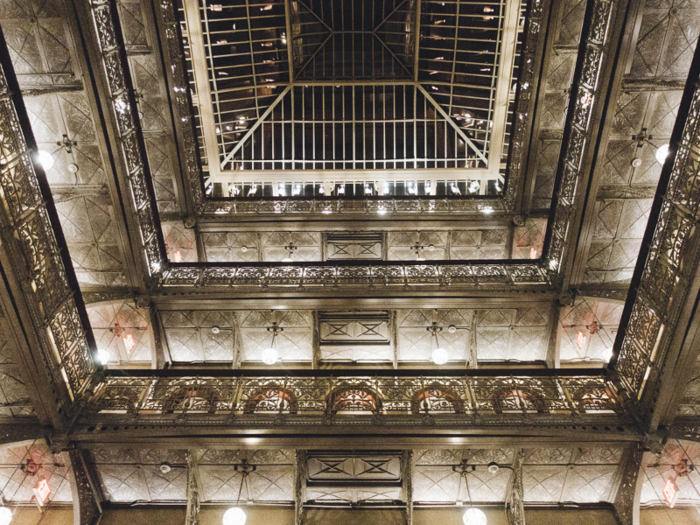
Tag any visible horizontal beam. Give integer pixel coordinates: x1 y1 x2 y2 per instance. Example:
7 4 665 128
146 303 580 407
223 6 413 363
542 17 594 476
103 367 608 378
210 168 497 184
69 426 643 448
148 294 557 310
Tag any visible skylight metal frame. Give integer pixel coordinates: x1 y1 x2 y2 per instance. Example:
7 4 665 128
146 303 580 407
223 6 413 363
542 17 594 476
180 0 523 187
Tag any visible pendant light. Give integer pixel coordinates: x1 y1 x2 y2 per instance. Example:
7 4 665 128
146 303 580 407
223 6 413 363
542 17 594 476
223 460 257 525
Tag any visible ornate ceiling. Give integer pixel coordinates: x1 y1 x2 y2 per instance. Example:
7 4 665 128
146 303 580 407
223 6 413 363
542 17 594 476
2 0 700 521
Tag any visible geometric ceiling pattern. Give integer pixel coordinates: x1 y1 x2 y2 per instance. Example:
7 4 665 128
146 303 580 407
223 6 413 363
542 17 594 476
154 307 560 366
86 446 627 506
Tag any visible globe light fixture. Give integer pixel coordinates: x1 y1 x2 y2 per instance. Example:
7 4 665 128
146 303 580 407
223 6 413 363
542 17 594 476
655 143 670 164
262 321 282 365
0 507 12 525
222 507 247 525
261 347 278 365
463 508 487 525
35 150 54 171
428 321 448 364
431 347 449 365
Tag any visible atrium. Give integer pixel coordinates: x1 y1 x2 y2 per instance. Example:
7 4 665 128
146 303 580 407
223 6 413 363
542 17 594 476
0 0 699 523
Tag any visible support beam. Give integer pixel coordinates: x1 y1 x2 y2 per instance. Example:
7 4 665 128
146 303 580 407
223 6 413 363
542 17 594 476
610 23 700 421
73 0 167 283
185 451 200 525
0 24 99 428
67 449 102 525
612 445 644 525
505 449 525 525
543 0 634 282
294 450 306 525
402 450 413 525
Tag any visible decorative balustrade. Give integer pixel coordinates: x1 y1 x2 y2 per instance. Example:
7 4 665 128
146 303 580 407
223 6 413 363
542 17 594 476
159 261 550 289
0 29 97 406
82 373 623 426
612 45 700 408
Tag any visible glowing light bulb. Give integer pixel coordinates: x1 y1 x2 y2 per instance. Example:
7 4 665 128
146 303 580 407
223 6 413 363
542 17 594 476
463 508 487 525
261 348 278 365
432 347 448 365
35 150 54 171
656 144 670 164
0 507 11 525
96 349 110 365
223 507 247 525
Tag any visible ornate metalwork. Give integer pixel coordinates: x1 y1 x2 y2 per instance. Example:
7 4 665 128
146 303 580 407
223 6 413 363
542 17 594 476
505 449 525 525
81 373 624 426
160 262 551 290
0 27 98 408
83 0 167 275
403 450 414 525
613 48 700 408
201 196 507 217
294 450 306 525
66 449 102 525
612 445 643 525
543 0 618 276
185 451 200 525
155 0 205 212
668 420 700 442
504 0 546 210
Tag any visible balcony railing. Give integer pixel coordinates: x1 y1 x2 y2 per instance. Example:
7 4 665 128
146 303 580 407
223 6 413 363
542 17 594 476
82 371 623 426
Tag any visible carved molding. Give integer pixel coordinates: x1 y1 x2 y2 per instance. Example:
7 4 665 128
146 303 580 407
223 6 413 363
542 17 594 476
160 262 552 290
67 449 101 525
612 445 643 525
506 449 525 525
185 450 200 525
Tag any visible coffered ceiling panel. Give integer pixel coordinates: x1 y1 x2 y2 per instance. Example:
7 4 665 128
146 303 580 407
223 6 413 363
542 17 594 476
239 310 313 362
319 312 393 362
397 309 471 362
512 218 546 259
90 448 188 503
261 232 322 263
87 300 153 364
0 442 72 503
558 298 621 363
641 441 700 505
388 231 449 261
306 487 403 504
475 308 550 362
0 371 33 417
161 310 235 362
162 220 198 263
202 232 261 262
55 194 127 288
197 449 294 503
